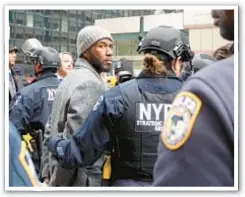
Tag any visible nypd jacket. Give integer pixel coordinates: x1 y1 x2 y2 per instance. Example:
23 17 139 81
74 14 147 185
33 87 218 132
153 56 234 186
9 71 60 134
48 71 182 181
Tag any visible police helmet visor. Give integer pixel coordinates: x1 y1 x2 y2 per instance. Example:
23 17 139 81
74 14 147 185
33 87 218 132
21 38 43 55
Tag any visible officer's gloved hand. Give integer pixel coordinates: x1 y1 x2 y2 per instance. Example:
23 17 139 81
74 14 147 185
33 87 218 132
47 136 64 159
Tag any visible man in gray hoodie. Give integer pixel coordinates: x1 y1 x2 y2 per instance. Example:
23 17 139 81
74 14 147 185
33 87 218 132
41 25 113 186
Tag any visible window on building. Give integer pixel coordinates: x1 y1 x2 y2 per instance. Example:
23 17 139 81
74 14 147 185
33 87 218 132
68 19 76 32
119 10 124 17
44 29 52 42
24 27 34 38
9 25 15 38
15 39 24 49
9 39 15 48
51 44 60 52
60 44 68 52
9 11 13 23
33 10 43 14
34 29 45 43
77 21 85 31
53 10 62 18
52 30 60 43
77 11 85 21
60 32 68 52
44 10 52 15
53 18 60 31
68 32 76 45
15 26 25 39
85 11 92 23
15 11 26 25
26 13 34 27
127 10 133 17
68 10 77 19
34 14 43 28
124 10 128 17
97 14 102 19
44 17 50 29
91 11 98 23
61 17 68 32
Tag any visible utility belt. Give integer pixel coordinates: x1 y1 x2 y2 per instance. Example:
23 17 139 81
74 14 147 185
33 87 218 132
101 153 153 186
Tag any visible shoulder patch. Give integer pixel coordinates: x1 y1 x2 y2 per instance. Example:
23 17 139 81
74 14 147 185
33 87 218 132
18 141 38 186
161 91 202 150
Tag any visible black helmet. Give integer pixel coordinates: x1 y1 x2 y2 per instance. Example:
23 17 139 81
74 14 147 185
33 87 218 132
139 26 194 62
115 61 123 73
21 38 43 55
115 58 134 76
30 47 60 70
192 53 217 72
117 70 134 84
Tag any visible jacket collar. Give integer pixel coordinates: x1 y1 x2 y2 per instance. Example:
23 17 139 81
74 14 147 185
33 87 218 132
74 58 102 81
137 69 180 81
33 72 57 83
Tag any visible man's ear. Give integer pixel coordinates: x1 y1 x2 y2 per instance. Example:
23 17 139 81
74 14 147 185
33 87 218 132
83 52 88 58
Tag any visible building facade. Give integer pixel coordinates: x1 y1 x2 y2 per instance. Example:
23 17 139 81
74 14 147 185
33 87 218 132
9 9 154 63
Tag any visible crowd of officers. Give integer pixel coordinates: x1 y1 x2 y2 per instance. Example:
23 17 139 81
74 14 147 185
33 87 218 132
8 9 235 187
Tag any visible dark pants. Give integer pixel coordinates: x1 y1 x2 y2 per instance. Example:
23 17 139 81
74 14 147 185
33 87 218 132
111 179 152 187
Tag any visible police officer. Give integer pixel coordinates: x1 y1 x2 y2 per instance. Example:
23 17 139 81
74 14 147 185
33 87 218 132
114 58 134 85
9 46 61 176
116 70 134 84
153 9 234 186
48 26 194 186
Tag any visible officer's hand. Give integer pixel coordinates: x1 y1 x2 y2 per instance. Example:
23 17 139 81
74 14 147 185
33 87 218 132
43 178 49 184
37 181 49 187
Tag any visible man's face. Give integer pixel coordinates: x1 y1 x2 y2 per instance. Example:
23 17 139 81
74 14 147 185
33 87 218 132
9 50 17 67
211 9 234 41
85 39 113 73
58 53 74 76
